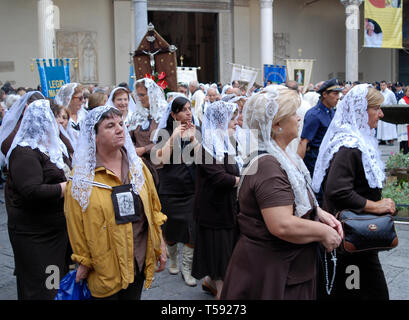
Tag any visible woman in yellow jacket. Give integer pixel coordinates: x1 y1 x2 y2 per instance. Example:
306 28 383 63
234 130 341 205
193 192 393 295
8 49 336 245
64 106 167 299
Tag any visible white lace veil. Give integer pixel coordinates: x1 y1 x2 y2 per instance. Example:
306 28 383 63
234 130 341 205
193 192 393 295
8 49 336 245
202 100 237 162
55 83 79 108
106 87 137 113
131 78 168 130
221 85 233 96
243 85 316 217
71 105 145 212
5 99 68 170
312 84 385 193
0 91 45 166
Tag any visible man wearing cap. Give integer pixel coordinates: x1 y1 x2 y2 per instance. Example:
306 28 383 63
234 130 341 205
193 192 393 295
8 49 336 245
298 78 342 180
395 82 404 101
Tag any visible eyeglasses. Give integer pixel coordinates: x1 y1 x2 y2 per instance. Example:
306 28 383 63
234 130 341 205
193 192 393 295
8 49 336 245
137 93 147 98
72 96 85 101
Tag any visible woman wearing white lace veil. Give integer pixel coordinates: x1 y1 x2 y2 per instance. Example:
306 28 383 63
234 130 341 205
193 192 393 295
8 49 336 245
192 100 240 300
106 87 137 129
64 105 167 299
221 85 342 300
127 78 169 187
6 99 72 299
55 82 87 149
312 84 395 300
152 96 200 287
226 95 248 171
0 91 44 168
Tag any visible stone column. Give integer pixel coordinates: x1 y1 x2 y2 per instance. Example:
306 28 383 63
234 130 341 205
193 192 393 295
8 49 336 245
132 0 148 49
341 0 363 82
260 0 274 69
37 0 56 58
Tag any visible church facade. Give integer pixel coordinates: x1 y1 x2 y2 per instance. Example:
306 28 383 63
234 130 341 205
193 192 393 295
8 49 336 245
0 0 403 88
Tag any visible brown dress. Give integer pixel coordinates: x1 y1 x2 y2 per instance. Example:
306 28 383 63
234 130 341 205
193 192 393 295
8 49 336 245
220 154 318 300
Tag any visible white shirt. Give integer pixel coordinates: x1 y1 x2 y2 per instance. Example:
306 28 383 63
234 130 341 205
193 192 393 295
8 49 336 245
365 32 383 47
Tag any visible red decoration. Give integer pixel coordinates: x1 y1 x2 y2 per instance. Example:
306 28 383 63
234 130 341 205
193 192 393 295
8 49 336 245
144 72 170 94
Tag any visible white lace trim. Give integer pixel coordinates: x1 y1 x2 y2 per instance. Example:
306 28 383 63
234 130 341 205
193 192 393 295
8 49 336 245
202 101 237 162
71 105 145 212
244 85 316 217
0 91 44 167
55 83 79 108
312 84 385 193
5 99 68 170
131 78 168 129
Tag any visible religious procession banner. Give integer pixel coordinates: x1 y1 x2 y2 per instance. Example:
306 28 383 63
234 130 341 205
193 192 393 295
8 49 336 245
230 63 258 94
364 0 402 49
263 65 286 86
36 58 70 98
129 63 135 91
285 59 314 93
177 67 198 85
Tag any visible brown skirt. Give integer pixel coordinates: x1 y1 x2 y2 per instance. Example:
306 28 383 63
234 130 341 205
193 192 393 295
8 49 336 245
221 236 318 300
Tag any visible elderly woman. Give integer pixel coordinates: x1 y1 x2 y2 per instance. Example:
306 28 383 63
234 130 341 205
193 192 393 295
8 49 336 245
153 96 200 287
192 101 240 299
129 78 167 156
55 83 86 148
64 106 167 300
312 84 395 300
128 78 168 185
106 87 137 129
6 99 72 300
220 86 343 300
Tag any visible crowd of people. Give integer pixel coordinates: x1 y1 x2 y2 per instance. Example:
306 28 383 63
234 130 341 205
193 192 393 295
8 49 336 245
0 74 401 300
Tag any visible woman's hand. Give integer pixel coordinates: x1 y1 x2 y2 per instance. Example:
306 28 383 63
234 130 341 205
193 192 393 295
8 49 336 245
317 207 344 239
320 227 342 252
182 123 196 142
156 237 167 273
75 264 90 283
365 198 396 215
170 123 187 142
135 146 146 157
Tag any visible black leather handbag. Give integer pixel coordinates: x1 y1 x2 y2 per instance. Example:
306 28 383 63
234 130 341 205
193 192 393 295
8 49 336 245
336 210 399 253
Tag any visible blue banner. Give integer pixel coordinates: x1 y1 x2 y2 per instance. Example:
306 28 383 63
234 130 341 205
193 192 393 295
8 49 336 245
129 63 135 91
264 65 286 86
36 59 71 99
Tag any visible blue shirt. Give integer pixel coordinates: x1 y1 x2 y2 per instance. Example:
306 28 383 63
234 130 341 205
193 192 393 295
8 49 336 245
301 100 335 148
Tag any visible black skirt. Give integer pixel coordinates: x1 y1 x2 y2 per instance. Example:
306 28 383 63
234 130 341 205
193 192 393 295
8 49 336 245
8 224 70 300
191 224 238 281
160 194 195 244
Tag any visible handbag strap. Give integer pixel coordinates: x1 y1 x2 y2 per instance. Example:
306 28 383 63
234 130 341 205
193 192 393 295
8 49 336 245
237 152 271 199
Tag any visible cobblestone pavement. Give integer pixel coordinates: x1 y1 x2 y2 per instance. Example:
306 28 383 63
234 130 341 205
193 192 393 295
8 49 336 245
0 143 408 300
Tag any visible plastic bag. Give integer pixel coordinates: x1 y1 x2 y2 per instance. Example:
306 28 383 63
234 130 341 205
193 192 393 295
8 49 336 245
54 270 92 300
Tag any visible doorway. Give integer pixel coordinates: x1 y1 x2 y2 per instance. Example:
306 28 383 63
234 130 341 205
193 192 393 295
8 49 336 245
147 11 219 84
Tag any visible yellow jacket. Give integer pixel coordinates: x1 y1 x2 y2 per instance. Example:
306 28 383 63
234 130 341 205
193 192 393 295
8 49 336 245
64 162 167 298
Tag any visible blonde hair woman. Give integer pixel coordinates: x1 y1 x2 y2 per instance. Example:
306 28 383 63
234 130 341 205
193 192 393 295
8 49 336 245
221 86 342 300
